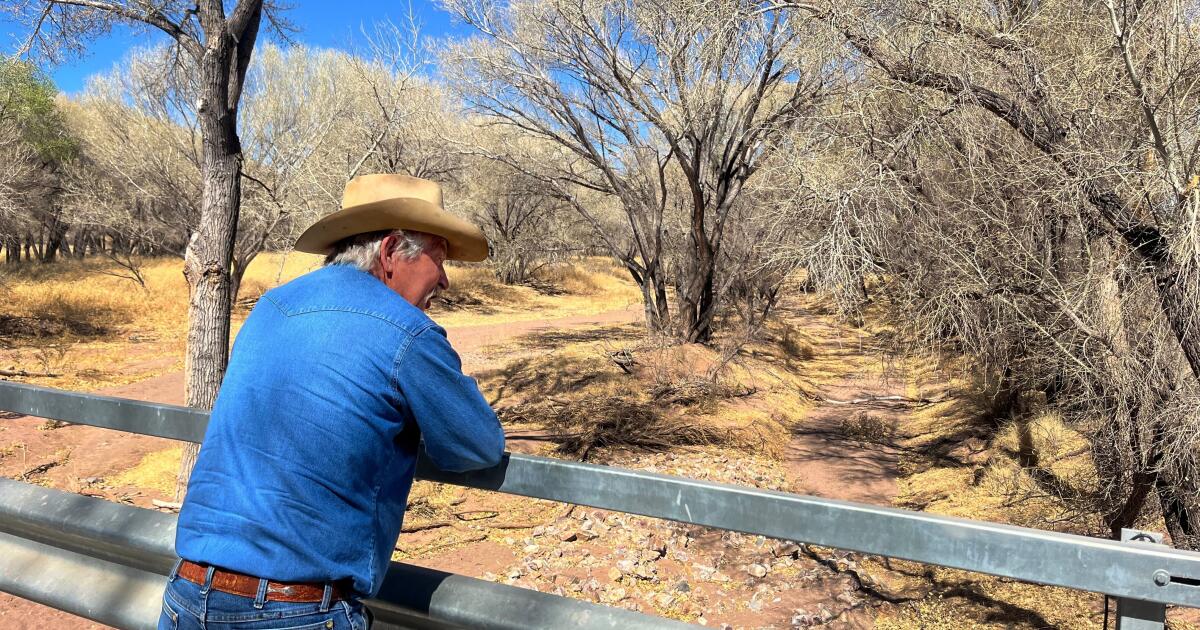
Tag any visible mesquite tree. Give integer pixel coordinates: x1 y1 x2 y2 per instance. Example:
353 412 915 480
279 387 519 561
781 0 1200 547
6 0 282 496
442 0 835 342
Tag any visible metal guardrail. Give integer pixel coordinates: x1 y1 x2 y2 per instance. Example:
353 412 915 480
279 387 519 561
2 380 1200 629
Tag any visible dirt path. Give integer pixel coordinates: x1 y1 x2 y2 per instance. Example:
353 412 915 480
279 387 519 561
0 305 643 630
0 303 947 630
785 317 910 506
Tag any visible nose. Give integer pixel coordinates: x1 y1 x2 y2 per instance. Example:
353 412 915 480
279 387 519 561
438 265 449 291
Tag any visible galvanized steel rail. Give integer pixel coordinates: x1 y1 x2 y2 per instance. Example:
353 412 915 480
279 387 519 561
3 380 1200 628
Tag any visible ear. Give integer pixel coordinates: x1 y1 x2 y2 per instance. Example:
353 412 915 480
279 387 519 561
378 234 398 277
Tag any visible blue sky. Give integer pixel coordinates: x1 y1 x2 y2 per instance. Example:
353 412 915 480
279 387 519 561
0 1 471 95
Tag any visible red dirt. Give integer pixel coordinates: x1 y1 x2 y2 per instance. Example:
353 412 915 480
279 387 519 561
0 307 641 629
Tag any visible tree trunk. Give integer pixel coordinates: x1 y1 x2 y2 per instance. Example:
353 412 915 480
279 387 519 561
1156 458 1200 550
42 213 67 263
626 260 671 336
175 8 261 497
680 196 717 344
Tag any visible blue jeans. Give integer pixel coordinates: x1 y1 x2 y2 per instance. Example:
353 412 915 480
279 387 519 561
159 561 369 630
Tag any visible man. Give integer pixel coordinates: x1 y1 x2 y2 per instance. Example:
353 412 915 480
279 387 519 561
159 174 505 630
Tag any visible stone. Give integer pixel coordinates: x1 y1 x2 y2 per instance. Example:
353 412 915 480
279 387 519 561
615 559 635 574
674 579 692 593
523 544 540 553
748 563 769 578
607 567 622 582
558 530 578 542
600 586 627 603
634 564 656 580
772 542 801 558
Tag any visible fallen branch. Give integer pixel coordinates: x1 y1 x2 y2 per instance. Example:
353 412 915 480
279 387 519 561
454 510 498 521
821 395 943 406
21 460 62 480
0 368 62 378
152 499 182 511
402 520 452 532
483 521 542 530
396 532 487 553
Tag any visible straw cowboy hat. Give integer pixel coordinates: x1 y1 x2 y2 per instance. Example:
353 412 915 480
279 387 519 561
294 173 490 262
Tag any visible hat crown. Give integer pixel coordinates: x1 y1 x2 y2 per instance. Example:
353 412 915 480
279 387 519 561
342 173 443 210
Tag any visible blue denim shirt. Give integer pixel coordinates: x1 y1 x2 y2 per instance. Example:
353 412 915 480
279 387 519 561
176 264 505 598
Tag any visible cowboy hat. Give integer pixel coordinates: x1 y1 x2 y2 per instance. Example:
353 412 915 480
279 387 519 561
294 173 490 262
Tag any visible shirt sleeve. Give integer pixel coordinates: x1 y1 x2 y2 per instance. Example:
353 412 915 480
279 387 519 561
395 324 506 472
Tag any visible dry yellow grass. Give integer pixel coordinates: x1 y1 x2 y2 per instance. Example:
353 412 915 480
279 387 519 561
0 253 639 392
106 447 183 495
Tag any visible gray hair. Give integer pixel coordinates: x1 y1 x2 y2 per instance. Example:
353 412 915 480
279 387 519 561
323 229 432 272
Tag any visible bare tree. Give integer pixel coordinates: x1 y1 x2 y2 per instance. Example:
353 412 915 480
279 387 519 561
776 0 1200 547
6 0 287 496
442 0 835 341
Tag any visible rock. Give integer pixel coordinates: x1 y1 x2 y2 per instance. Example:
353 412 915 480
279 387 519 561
692 563 717 579
655 593 675 608
772 542 800 558
615 559 635 574
600 586 627 603
696 616 707 626
558 530 578 542
607 567 622 582
863 566 932 601
674 579 692 593
634 564 656 580
531 526 545 537
748 563 768 578
481 572 498 582
506 567 523 580
523 544 540 553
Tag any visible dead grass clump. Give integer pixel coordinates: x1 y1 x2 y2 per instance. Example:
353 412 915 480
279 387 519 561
649 378 755 408
437 265 529 309
531 264 603 295
540 397 730 459
0 313 107 339
106 447 182 495
779 327 816 360
840 411 896 442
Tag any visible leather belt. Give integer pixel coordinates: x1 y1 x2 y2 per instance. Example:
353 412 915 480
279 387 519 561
177 560 353 603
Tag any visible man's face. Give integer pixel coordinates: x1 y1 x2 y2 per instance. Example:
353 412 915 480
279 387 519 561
378 233 450 311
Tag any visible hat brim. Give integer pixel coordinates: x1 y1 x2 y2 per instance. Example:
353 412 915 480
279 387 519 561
294 197 490 262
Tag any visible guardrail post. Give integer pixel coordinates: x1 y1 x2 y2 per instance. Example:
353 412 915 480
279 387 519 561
1116 529 1167 630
